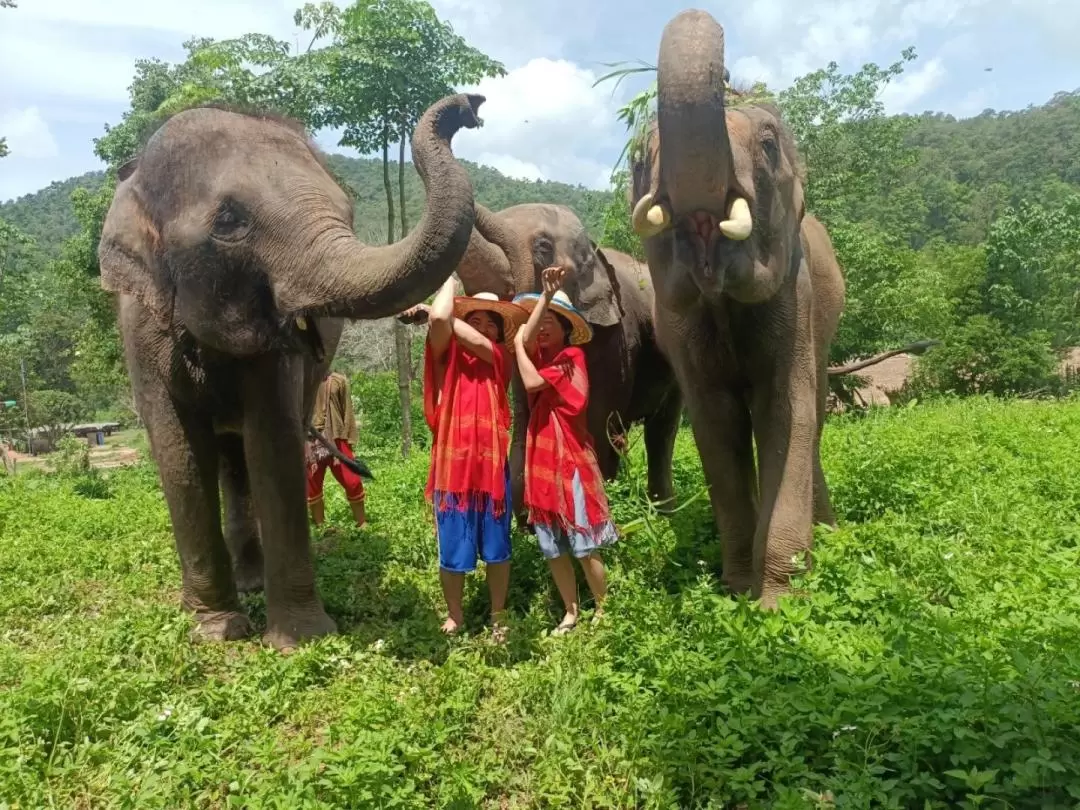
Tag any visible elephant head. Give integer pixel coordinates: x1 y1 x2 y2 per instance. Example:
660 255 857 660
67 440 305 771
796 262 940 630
98 93 485 356
629 10 806 309
456 203 623 327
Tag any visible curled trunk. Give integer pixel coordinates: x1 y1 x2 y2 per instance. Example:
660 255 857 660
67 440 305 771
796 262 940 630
277 93 485 319
655 10 731 216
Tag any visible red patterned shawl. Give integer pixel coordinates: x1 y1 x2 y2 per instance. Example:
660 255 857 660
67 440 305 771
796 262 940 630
423 335 512 515
523 345 611 532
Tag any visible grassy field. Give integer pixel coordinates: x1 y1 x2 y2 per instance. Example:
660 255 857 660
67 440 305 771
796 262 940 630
2 396 1080 808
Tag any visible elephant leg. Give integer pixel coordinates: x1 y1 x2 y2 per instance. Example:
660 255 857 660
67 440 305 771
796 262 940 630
241 354 336 651
643 387 682 511
680 379 758 595
218 433 264 594
137 381 252 641
750 359 819 609
812 365 836 528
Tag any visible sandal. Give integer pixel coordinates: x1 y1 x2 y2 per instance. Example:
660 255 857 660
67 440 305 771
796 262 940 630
552 615 578 636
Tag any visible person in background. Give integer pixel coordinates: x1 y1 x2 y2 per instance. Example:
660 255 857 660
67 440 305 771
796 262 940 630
306 370 368 531
401 276 528 639
513 266 618 635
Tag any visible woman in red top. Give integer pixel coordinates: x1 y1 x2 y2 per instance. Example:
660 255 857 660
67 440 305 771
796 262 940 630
513 266 618 635
402 275 527 638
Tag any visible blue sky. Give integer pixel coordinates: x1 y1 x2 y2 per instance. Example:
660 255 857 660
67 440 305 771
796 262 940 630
2 0 1079 203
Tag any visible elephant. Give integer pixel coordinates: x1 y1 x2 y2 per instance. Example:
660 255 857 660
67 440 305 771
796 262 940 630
627 10 848 607
451 202 683 517
97 92 486 650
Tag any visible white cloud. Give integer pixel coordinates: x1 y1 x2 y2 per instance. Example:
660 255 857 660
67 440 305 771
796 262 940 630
0 108 59 159
477 153 545 182
881 57 948 112
453 57 624 189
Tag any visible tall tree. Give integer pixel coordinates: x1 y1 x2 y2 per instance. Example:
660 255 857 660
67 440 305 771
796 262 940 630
302 0 505 456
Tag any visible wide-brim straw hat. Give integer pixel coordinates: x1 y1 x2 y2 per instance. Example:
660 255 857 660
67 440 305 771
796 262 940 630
453 292 529 344
512 290 593 345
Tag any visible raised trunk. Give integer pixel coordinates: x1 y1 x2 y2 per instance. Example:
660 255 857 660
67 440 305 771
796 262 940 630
655 10 731 216
473 204 535 294
276 94 485 320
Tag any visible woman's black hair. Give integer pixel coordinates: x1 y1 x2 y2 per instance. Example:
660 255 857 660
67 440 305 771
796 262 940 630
554 313 573 345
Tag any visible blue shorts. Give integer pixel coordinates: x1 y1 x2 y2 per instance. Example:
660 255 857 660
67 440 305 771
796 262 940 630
434 464 512 573
534 469 618 560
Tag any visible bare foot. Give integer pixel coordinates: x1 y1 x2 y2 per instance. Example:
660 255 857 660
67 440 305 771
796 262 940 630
440 616 463 634
263 605 337 652
192 610 253 642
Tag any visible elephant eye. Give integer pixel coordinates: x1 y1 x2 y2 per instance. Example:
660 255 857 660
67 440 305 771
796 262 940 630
760 131 781 169
211 200 250 240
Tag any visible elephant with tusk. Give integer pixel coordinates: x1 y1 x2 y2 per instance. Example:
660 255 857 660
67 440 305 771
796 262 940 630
628 9 853 608
98 93 486 651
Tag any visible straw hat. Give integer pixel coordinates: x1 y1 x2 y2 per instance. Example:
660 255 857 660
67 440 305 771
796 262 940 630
453 292 528 344
513 290 593 345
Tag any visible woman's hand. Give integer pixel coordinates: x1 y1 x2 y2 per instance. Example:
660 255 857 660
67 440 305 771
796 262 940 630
398 303 430 324
541 265 568 297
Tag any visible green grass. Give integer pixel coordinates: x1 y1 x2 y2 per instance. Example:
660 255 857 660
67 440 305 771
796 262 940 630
2 396 1080 808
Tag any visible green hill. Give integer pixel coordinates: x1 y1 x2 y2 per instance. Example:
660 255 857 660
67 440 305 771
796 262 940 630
0 156 612 255
5 89 1080 255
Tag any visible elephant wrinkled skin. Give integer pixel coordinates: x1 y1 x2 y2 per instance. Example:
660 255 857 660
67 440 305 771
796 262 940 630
629 10 846 607
98 93 485 650
452 203 682 517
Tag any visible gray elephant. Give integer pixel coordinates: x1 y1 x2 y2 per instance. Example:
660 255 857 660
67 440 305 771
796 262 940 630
451 203 683 517
628 10 847 607
97 93 486 650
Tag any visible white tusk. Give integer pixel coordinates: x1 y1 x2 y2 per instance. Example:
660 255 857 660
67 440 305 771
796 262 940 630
718 197 752 240
632 193 671 237
295 316 309 331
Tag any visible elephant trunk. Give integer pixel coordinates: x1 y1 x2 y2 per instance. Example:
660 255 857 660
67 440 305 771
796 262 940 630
474 203 536 293
654 10 732 218
277 93 485 320
454 205 516 297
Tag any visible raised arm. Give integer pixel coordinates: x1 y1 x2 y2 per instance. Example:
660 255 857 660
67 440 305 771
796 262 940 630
425 275 456 358
451 318 496 365
518 265 567 350
514 328 548 392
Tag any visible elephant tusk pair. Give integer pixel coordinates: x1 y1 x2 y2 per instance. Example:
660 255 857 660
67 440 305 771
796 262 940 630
631 194 754 241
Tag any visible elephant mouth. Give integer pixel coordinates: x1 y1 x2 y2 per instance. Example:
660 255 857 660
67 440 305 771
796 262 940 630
286 313 326 362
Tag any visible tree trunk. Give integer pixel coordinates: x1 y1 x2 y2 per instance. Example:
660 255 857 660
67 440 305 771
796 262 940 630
383 129 411 457
397 127 412 460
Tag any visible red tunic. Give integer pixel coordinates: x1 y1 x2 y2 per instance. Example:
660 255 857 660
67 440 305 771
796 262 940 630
523 345 612 533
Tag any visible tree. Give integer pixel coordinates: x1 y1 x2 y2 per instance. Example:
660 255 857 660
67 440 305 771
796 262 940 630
302 0 505 456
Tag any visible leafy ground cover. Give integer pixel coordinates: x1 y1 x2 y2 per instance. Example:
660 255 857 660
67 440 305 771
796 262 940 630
2 396 1079 808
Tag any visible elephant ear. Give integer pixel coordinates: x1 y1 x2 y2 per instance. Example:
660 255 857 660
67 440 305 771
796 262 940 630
572 240 623 327
99 167 172 325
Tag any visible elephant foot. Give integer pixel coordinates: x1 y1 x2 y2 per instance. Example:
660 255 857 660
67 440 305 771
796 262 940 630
721 571 754 598
191 609 254 642
264 605 337 652
650 487 677 514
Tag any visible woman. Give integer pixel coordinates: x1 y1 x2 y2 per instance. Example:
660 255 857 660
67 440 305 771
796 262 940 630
402 276 527 637
513 266 618 635
306 370 367 531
